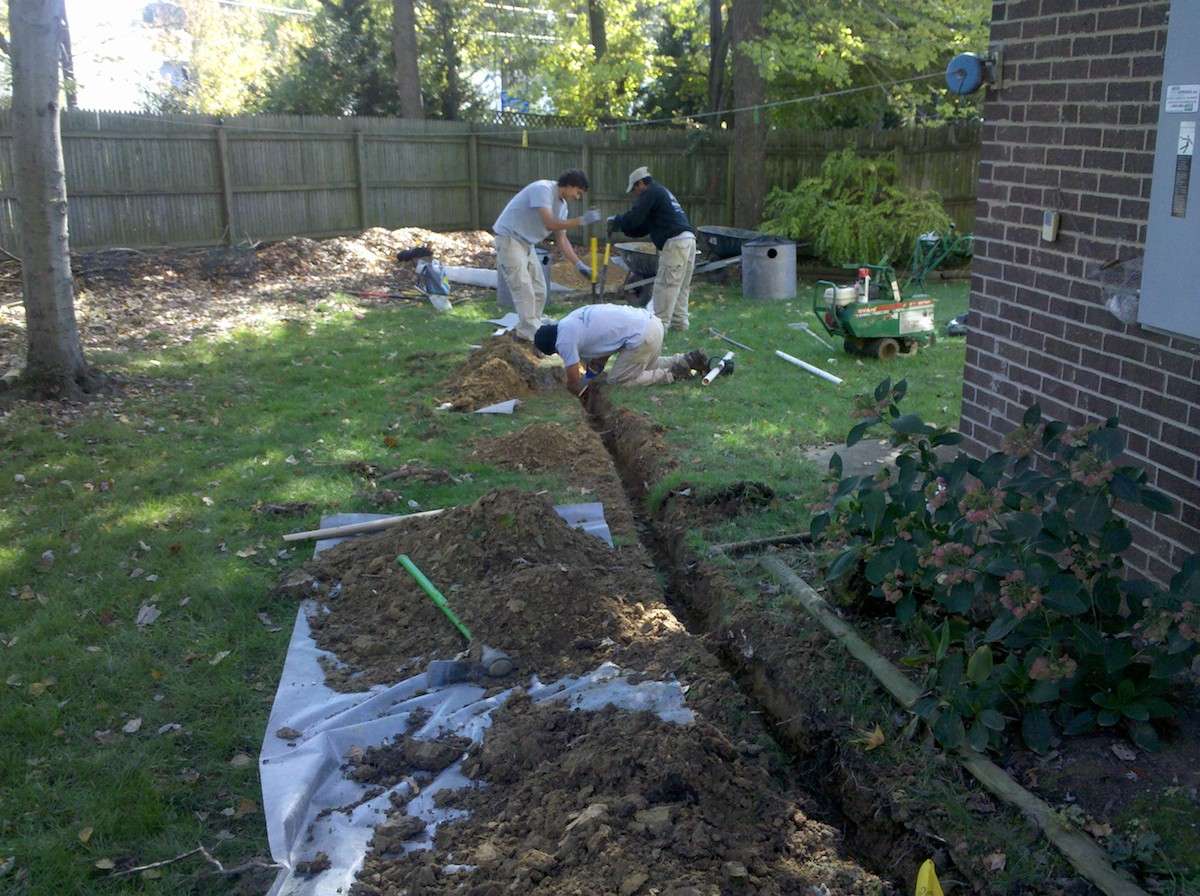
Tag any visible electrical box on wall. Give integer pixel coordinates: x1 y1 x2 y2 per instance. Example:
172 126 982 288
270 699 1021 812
1140 0 1200 339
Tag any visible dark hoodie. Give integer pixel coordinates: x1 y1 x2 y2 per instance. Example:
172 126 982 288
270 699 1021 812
611 180 693 251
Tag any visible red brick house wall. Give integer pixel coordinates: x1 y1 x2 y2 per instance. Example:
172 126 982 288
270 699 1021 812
963 0 1200 585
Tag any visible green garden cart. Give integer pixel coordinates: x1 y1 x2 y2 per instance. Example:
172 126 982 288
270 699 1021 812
812 263 936 360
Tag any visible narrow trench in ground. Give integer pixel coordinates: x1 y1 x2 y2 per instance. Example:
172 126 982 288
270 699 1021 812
582 392 930 888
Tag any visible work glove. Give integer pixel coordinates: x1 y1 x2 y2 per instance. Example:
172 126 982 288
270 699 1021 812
606 215 618 235
579 208 602 226
576 260 592 277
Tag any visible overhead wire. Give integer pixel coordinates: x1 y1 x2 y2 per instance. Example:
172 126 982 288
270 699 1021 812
57 70 949 139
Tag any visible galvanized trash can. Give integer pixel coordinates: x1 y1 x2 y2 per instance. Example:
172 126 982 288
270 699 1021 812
741 237 796 300
497 246 552 310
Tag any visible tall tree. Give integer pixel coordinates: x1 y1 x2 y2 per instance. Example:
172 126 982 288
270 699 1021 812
707 0 729 119
56 0 72 108
6 0 102 399
731 0 766 227
434 0 461 118
391 0 422 117
587 0 607 58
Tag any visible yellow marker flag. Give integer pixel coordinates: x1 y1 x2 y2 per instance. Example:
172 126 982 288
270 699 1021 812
914 860 944 896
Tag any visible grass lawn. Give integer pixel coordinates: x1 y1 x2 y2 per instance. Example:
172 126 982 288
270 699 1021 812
0 277 968 892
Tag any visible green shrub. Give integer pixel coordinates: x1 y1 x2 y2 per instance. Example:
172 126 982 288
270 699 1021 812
762 149 951 267
811 378 1199 754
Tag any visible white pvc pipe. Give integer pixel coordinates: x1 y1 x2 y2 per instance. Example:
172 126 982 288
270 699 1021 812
774 350 843 385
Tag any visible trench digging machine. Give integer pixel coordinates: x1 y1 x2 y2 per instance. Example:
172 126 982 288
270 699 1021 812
813 262 936 361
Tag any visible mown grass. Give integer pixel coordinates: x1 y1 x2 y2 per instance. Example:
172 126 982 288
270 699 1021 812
0 298 582 894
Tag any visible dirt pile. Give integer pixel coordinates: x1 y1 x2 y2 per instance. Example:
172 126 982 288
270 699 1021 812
302 489 664 689
471 421 637 540
350 693 891 896
438 334 562 410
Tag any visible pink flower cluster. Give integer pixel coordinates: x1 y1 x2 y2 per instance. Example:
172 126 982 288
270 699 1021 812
920 541 977 587
1028 654 1078 681
881 571 906 604
925 477 950 513
1069 449 1115 489
999 570 1044 620
1002 422 1044 459
958 483 1005 525
1135 601 1199 645
1062 422 1100 449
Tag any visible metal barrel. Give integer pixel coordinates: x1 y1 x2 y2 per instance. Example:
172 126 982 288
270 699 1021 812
497 246 552 310
741 237 797 300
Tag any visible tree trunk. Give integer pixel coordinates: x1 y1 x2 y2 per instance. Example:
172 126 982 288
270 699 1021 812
8 0 100 399
58 0 75 109
436 0 461 120
707 0 729 119
731 0 766 228
391 0 422 118
587 0 606 59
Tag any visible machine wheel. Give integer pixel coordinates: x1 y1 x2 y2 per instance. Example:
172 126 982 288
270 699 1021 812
843 336 866 355
873 338 900 361
899 339 919 357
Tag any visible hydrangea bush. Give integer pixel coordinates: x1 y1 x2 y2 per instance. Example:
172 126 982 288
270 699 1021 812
811 378 1199 753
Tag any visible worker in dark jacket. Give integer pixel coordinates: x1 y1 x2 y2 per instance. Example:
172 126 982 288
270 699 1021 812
608 166 696 331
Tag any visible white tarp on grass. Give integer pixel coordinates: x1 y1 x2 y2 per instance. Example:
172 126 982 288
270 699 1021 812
262 508 692 896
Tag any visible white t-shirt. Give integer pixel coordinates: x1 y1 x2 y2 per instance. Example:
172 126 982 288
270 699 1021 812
555 304 651 367
493 180 567 245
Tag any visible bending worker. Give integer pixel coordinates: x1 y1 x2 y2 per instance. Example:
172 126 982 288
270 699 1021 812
493 169 602 341
607 166 696 332
533 303 707 393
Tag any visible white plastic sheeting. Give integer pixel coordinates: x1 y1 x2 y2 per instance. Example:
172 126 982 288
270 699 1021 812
263 506 694 895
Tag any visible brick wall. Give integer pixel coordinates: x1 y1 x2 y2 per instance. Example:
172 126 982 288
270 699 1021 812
963 0 1200 585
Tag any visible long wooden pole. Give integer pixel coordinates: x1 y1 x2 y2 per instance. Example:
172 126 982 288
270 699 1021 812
759 555 1150 896
282 508 445 542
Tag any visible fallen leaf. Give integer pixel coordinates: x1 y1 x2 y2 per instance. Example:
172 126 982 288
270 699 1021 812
209 650 231 666
285 455 299 465
1085 820 1113 838
94 858 115 870
94 730 118 745
38 550 55 570
229 752 253 768
1111 743 1137 763
201 496 213 506
168 543 183 555
141 868 162 879
157 722 182 735
383 435 398 448
235 547 258 558
234 798 258 818
135 604 160 627
78 826 93 844
122 717 143 734
982 851 1006 872
853 724 886 751
178 596 190 607
180 768 200 784
145 574 159 583
220 806 236 818
129 568 144 579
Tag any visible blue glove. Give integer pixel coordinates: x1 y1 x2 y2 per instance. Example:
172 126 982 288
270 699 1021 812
580 208 602 226
576 260 592 277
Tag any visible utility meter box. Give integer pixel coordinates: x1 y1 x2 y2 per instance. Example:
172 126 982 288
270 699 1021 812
1140 0 1200 339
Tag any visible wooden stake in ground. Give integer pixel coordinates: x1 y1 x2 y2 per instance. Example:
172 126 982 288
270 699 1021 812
759 555 1150 896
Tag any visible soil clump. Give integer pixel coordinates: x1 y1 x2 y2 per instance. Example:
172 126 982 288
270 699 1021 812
471 420 637 541
438 335 563 411
350 692 890 896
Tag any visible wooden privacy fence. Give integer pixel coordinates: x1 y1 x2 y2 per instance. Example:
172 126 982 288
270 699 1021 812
0 109 980 252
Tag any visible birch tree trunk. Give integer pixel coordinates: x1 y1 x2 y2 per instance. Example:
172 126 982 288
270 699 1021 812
731 0 767 228
8 0 100 399
391 0 422 118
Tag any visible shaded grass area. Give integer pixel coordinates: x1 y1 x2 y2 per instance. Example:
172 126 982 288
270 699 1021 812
0 299 580 894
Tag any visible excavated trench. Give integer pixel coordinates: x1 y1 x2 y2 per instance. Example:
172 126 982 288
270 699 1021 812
584 389 952 890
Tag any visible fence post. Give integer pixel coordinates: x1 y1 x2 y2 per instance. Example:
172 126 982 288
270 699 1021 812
355 131 369 229
468 133 480 230
216 125 235 245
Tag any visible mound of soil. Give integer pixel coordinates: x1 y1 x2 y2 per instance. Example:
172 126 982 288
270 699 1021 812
302 489 665 690
438 335 563 411
350 693 890 896
695 480 777 521
471 421 637 541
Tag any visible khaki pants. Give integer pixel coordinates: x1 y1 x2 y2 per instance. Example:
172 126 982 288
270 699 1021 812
495 234 547 340
607 316 686 386
651 232 696 332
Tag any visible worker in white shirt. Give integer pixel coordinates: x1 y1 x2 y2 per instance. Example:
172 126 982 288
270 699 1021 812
493 169 601 341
